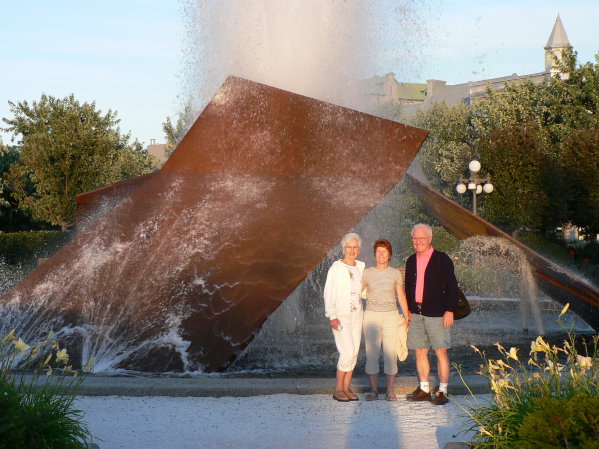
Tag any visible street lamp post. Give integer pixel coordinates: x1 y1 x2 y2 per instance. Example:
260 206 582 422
456 160 494 215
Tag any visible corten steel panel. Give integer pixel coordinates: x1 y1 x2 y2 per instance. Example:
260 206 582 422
76 172 158 228
406 173 599 331
0 77 428 372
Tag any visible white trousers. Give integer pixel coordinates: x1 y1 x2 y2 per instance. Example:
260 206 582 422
332 309 364 372
363 309 401 375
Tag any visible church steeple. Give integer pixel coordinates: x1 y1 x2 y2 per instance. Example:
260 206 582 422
544 14 571 76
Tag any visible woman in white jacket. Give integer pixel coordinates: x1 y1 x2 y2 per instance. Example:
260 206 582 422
324 232 364 402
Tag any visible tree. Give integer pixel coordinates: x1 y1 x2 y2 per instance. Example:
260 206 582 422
478 122 562 233
0 140 9 208
408 101 480 216
162 102 195 157
471 50 599 232
1 94 154 230
559 127 599 238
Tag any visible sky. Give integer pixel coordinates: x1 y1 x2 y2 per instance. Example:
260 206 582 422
1 0 597 148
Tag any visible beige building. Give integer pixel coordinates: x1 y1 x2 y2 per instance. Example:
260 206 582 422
359 73 426 105
147 139 169 167
363 15 571 111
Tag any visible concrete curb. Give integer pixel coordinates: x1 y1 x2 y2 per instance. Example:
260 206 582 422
66 374 490 397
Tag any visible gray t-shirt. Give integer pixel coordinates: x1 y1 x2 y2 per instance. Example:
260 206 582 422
363 266 402 312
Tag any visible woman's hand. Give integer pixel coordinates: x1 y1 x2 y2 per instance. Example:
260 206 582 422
330 318 341 330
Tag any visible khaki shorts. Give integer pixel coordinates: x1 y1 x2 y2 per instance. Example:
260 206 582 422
407 314 450 350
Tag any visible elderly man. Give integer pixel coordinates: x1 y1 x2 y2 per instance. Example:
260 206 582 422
404 223 459 405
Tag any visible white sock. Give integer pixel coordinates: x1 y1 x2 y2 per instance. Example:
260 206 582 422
439 383 448 394
420 382 430 393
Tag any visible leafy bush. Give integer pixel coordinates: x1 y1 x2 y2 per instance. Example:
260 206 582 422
456 304 599 448
578 241 599 265
513 230 572 265
0 230 70 266
518 393 599 449
0 330 94 449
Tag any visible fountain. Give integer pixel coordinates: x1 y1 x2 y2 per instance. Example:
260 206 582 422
2 2 597 377
406 174 599 331
0 76 429 373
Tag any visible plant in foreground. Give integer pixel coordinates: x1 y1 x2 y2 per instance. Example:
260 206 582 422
455 304 599 449
0 330 95 449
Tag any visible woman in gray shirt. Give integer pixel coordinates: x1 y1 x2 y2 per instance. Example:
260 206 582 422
362 239 410 400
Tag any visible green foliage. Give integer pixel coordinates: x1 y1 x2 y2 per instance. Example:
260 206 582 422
0 230 67 266
162 102 195 158
431 226 461 254
559 127 599 236
518 393 599 449
513 230 572 265
478 122 562 232
1 94 155 230
406 51 599 234
455 308 599 448
409 102 476 195
578 242 599 264
394 225 460 265
0 330 94 449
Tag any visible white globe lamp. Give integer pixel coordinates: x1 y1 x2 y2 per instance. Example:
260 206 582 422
468 160 481 173
483 183 494 194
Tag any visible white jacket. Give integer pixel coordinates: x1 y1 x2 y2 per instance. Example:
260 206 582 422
323 259 365 320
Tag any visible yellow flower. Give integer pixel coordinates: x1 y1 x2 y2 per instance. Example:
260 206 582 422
83 358 96 373
508 347 519 361
494 342 506 352
2 329 15 343
576 355 592 370
559 303 570 316
497 379 510 389
545 360 565 372
56 348 69 364
46 366 53 376
42 353 53 367
530 336 551 353
488 360 501 371
496 359 511 369
470 344 481 353
39 331 53 345
479 427 493 436
13 338 30 353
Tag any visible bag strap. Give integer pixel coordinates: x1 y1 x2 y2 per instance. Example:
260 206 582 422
434 251 448 292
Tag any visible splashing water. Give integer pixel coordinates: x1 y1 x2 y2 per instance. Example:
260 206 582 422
178 0 433 119
453 236 544 334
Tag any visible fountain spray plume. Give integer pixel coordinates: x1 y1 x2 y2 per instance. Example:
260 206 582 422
179 0 431 120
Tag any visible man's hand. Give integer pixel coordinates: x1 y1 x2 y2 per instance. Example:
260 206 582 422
443 311 454 328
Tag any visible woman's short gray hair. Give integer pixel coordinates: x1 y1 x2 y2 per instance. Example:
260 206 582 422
411 223 433 237
341 232 362 249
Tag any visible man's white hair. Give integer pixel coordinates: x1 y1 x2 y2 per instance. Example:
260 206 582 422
411 223 433 237
341 232 362 249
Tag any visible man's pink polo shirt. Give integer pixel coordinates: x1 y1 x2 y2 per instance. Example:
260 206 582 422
416 246 435 304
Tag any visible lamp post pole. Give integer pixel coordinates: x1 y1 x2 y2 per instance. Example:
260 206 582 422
456 160 493 215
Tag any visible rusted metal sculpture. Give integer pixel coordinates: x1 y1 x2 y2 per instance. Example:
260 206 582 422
0 77 428 372
406 173 599 331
